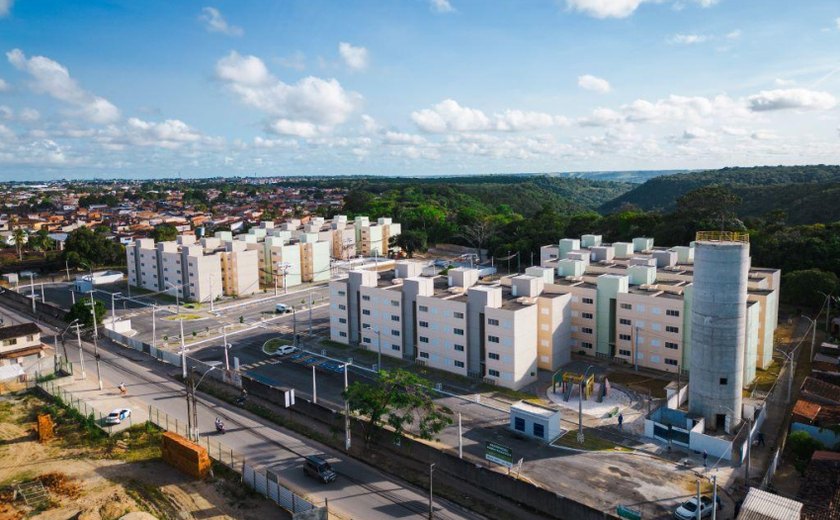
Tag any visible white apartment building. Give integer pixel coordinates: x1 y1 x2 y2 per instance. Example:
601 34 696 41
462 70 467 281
330 233 781 390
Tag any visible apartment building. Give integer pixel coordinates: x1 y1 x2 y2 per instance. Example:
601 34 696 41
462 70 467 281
0 322 45 369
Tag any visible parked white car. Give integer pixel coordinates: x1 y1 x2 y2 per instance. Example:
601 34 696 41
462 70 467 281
104 408 132 425
674 496 721 519
274 345 297 356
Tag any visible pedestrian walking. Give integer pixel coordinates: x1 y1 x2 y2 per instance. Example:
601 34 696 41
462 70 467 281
757 431 765 447
618 413 624 430
703 450 708 468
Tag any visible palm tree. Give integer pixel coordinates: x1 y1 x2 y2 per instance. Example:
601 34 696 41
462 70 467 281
11 219 25 261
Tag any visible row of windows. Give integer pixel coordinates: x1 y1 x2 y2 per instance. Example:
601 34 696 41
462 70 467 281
618 303 681 317
417 351 465 368
417 305 465 320
513 417 545 438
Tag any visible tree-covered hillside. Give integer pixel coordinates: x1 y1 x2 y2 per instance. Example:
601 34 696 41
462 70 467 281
599 165 840 223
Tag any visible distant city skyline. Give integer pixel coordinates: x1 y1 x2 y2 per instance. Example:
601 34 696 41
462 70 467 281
0 0 838 180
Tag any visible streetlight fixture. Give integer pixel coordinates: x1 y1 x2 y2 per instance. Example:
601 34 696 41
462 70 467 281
186 366 217 441
775 347 797 404
110 291 122 323
57 318 79 363
817 291 833 332
342 361 351 451
166 281 187 379
362 324 382 371
428 462 436 520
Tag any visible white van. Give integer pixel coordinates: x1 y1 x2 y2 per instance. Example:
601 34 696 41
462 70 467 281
275 303 291 313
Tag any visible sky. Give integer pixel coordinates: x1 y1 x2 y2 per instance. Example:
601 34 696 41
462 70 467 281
0 0 839 180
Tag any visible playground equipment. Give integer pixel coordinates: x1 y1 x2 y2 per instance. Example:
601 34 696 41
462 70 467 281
553 370 595 402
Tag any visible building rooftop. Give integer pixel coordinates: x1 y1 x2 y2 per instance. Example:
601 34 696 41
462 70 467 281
738 488 803 520
511 400 561 418
0 322 40 341
801 377 840 405
798 451 840 520
793 399 822 423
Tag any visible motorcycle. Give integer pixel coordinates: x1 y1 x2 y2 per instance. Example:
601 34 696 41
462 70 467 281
215 422 226 434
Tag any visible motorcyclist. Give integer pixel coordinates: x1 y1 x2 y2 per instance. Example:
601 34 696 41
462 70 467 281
118 382 127 395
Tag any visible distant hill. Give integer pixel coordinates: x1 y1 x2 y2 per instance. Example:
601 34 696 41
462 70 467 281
599 165 840 224
553 170 688 184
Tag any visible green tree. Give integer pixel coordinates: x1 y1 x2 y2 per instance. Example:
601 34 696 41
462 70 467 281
11 227 26 261
781 269 840 308
343 369 452 447
65 299 106 329
152 223 178 242
63 227 126 268
29 229 54 256
787 430 825 473
391 230 427 258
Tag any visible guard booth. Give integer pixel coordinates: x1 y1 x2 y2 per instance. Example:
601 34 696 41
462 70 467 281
509 401 562 441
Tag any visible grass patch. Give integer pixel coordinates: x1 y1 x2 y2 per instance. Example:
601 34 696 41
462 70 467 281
262 338 288 355
182 303 202 310
485 386 538 402
163 313 202 321
0 400 13 422
603 370 670 398
108 423 163 462
552 430 631 452
746 361 781 394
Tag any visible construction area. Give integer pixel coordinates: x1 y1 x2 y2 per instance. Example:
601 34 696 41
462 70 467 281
0 393 282 520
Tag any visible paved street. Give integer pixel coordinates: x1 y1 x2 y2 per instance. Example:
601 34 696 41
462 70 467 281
0 302 482 520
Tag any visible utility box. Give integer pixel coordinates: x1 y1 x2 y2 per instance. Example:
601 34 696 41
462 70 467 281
510 401 562 441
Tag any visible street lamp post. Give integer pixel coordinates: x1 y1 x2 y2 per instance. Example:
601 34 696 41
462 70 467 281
343 362 351 451
222 324 231 371
28 272 35 313
166 282 187 380
801 315 817 361
428 462 436 520
776 348 796 404
818 291 832 332
187 366 217 441
151 304 157 351
111 291 121 323
74 322 86 379
578 365 594 444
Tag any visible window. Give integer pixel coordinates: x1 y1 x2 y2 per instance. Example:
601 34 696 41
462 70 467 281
666 326 679 333
337 290 346 296
454 328 464 336
582 342 593 349
533 423 545 439
363 337 371 344
665 358 678 366
338 318 347 324
619 318 631 325
391 315 400 322
391 300 399 307
665 342 679 350
582 312 594 319
419 305 428 312
454 311 464 319
488 335 500 343
419 351 429 359
666 309 680 317
339 331 347 337
362 295 371 301
26 335 34 342
419 336 429 343
651 307 661 315
582 327 593 334
454 344 464 352
619 334 632 341
619 349 631 356
2 338 17 346
514 417 525 431
583 297 594 304
488 318 500 326
338 304 346 310
488 352 500 360
720 378 728 385
620 303 632 310
362 309 371 316
454 360 465 368
419 321 429 328
391 345 400 351
488 369 500 377
392 330 400 337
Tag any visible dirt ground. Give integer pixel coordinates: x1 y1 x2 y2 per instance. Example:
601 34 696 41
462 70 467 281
0 393 285 520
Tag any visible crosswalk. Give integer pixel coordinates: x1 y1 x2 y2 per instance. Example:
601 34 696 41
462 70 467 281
240 358 282 371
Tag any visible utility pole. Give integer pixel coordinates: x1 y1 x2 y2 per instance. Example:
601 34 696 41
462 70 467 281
696 479 701 520
312 365 317 404
179 316 187 380
428 463 436 520
377 329 382 371
577 378 584 444
458 413 463 459
151 305 157 351
293 306 297 347
711 475 717 520
87 292 103 390
344 363 351 451
75 323 86 379
633 325 639 371
29 272 35 313
185 370 193 441
745 416 752 485
65 259 70 281
223 325 230 371
308 289 313 336
111 291 121 322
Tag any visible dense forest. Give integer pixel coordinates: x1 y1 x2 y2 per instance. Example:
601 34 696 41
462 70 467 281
600 165 840 224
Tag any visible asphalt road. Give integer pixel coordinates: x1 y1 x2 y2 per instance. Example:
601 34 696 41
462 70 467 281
2 303 483 520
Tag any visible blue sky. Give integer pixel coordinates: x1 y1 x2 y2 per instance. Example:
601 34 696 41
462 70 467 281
0 0 838 180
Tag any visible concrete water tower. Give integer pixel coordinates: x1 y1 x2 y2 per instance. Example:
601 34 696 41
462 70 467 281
688 231 750 433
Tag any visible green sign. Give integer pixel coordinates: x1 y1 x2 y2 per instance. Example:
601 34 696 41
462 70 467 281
485 441 513 468
616 505 641 520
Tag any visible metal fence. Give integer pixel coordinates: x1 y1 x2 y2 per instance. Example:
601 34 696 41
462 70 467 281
143 403 319 515
37 377 134 435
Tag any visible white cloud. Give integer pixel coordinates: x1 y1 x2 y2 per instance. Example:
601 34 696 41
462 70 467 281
694 0 719 6
267 119 319 138
216 51 361 135
338 42 369 71
276 51 306 71
669 33 708 45
430 0 454 13
0 105 11 120
6 49 120 124
835 17 840 30
0 0 13 18
0 123 14 140
774 78 796 87
125 118 203 148
682 127 714 139
412 99 490 133
747 88 837 111
384 131 427 145
18 108 39 122
578 107 623 127
199 7 243 37
0 78 9 92
412 99 563 133
360 114 379 134
578 74 611 94
726 29 742 40
253 136 299 149
565 0 646 19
